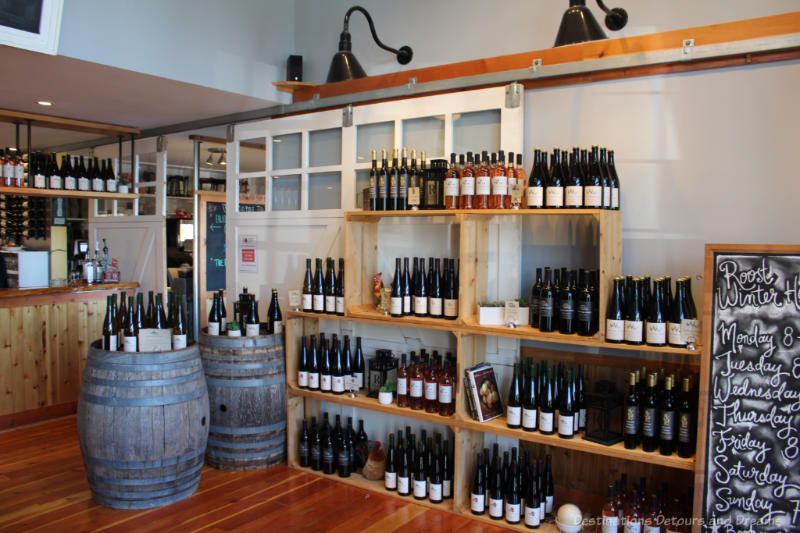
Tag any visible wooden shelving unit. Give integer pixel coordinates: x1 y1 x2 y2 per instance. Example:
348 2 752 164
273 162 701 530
0 185 138 200
286 207 698 527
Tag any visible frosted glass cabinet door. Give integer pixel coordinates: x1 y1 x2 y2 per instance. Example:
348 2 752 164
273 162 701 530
356 121 394 163
453 109 501 154
272 133 301 170
239 138 267 173
272 174 301 211
309 128 342 167
309 172 341 210
403 115 445 158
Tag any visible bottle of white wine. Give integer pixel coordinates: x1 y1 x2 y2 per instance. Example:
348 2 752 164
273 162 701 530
208 292 221 335
172 298 187 349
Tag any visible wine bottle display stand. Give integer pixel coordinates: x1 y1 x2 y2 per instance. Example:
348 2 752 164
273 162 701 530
0 185 139 200
286 208 700 528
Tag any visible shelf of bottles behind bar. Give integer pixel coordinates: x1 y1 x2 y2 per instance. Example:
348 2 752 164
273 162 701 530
1 149 120 192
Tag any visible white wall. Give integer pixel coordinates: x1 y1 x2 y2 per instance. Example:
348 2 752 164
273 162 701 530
57 0 294 101
294 0 799 84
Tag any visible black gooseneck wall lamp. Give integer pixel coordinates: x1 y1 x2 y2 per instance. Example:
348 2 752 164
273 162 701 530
326 5 413 83
554 0 628 47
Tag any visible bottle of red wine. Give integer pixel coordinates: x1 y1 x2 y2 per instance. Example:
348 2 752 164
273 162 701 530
530 267 543 327
297 335 308 388
646 278 667 346
368 150 378 210
331 336 345 395
642 372 658 452
660 376 677 456
353 336 365 390
624 371 641 449
506 363 522 429
397 438 411 496
443 259 458 320
606 148 620 210
385 434 397 491
267 288 282 334
313 258 325 313
669 279 687 348
377 149 388 211
539 367 555 435
606 276 625 343
538 268 555 332
584 145 603 208
522 361 538 432
298 419 310 467
429 445 443 504
307 335 320 390
402 257 412 316
545 149 564 208
526 148 544 208
559 270 576 334
342 335 352 391
319 336 332 393
488 455 504 520
677 377 695 458
558 369 575 439
391 258 403 317
335 258 345 316
625 278 644 345
576 269 593 336
414 256 428 317
428 258 443 318
505 460 521 524
564 149 583 208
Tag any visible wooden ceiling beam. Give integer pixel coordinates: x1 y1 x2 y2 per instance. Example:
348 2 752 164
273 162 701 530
0 108 140 137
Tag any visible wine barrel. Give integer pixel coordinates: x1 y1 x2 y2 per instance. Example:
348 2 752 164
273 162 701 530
77 341 209 509
199 330 286 471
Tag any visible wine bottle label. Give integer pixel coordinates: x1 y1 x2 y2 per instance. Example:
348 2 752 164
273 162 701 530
489 498 504 518
560 300 574 320
273 320 282 334
335 297 344 314
389 175 398 198
93 178 104 191
410 378 423 398
78 177 90 191
390 297 403 315
612 187 620 209
208 322 220 335
526 186 544 207
646 322 666 344
378 176 387 198
325 295 336 313
424 381 437 401
491 176 508 195
508 175 517 188
221 317 227 331
539 411 554 432
49 175 62 189
123 336 137 352
407 187 421 205
299 441 309 460
602 515 621 532
298 370 309 387
443 479 451 498
679 413 692 443
642 407 656 437
302 294 312 311
332 376 345 393
354 372 364 389
625 405 640 435
660 410 676 440
438 384 452 404
322 447 334 466
106 179 117 192
65 176 77 190
429 482 443 502
525 505 541 526
313 294 324 312
476 176 490 195
577 301 592 322
308 372 320 389
603 185 611 208
385 471 397 489
573 410 579 432
584 185 602 207
545 495 553 513
471 493 485 513
403 295 411 314
444 299 458 317
545 186 564 207
172 334 187 350
246 323 260 337
105 334 118 351
413 479 427 498
505 502 521 522
558 414 574 436
337 448 349 467
680 318 700 344
522 407 538 429
624 320 643 342
444 177 459 197
14 165 23 181
668 322 685 345
579 408 587 429
398 476 410 494
461 176 475 196
539 297 553 318
539 501 545 519
33 174 46 188
429 297 443 316
397 377 408 396
320 374 332 391
507 406 522 426
414 296 427 314
624 520 642 533
565 185 583 207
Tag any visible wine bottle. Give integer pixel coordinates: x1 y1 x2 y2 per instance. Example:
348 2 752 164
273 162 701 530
521 361 538 432
424 357 439 413
525 460 542 528
489 149 508 209
641 373 659 452
321 429 335 475
576 269 593 336
539 366 555 435
442 441 452 499
335 258 345 316
606 276 625 342
647 278 667 346
172 298 188 349
625 489 643 533
123 296 137 352
412 441 427 500
428 445 443 504
507 363 522 429
153 293 167 329
459 153 474 209
353 336 365 390
643 494 661 533
368 149 378 210
444 153 459 209
468 452 486 514
559 270 576 334
428 258 443 318
488 456 504 520
324 258 336 314
474 151 490 210
397 438 411 496
102 295 118 351
386 148 398 211
624 371 641 449
507 151 519 209
679 276 699 345
144 291 155 328
396 353 409 408
677 377 694 458
585 145 603 208
545 149 564 208
668 279 686 347
117 291 128 341
337 425 351 478
556 369 574 439
310 417 322 470
543 455 554 515
331 336 345 395
602 484 620 533
385 433 397 491
564 149 583 208
504 460 521 525
659 376 676 456
377 149 388 211
409 354 424 410
245 296 260 337
407 149 421 210
438 359 454 416
313 258 325 313
307 335 320 390
390 257 403 317
217 289 227 331
538 268 555 332
296 335 309 388
104 159 118 192
443 258 458 320
414 257 428 317
299 419 310 467
398 147 408 211
77 155 90 191
577 364 587 430
302 258 313 312
319 336 332 393
526 148 544 209
342 335 352 391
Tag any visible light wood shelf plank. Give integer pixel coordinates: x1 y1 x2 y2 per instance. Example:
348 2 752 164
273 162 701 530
0 186 138 200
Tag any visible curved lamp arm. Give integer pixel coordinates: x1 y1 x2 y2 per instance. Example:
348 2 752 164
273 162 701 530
341 6 413 65
595 0 628 31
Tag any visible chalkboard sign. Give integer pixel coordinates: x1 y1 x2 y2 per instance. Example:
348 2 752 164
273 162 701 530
206 201 226 292
697 245 800 532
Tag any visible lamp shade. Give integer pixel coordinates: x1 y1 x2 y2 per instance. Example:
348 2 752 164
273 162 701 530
326 50 367 83
554 0 607 47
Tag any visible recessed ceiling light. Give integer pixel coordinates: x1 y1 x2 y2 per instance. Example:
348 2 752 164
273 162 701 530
37 101 53 106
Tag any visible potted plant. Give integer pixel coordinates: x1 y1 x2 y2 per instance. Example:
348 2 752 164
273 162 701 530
478 299 529 326
378 381 394 405
117 177 130 194
226 321 241 337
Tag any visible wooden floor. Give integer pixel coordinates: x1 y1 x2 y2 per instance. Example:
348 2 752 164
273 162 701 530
0 417 511 532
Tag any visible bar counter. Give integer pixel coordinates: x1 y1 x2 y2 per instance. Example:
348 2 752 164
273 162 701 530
0 282 139 429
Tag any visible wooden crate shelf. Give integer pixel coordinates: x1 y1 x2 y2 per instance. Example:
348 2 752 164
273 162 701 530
454 503 560 533
0 185 138 200
346 304 461 333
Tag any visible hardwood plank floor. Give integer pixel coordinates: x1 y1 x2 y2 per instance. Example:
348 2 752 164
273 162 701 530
0 417 511 532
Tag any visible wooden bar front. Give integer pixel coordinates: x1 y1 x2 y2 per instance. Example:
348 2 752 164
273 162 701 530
0 282 138 429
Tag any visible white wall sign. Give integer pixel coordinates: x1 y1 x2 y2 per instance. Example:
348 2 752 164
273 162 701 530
238 234 257 273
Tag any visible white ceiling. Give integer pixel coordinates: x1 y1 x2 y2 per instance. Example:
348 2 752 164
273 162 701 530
0 44 280 152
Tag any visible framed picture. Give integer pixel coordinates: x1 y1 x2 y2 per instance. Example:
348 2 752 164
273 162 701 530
0 0 63 55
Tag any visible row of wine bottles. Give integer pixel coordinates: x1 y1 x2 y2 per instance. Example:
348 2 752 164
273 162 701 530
471 445 555 528
0 148 25 187
390 257 459 319
623 370 697 458
102 290 187 352
207 288 283 336
297 413 369 477
26 152 119 192
383 427 453 503
529 267 599 335
601 474 692 533
395 350 456 416
302 257 344 315
367 148 430 211
605 275 699 347
296 334 366 393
